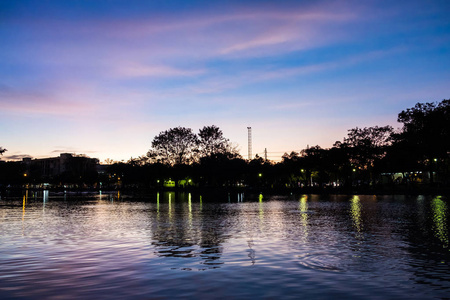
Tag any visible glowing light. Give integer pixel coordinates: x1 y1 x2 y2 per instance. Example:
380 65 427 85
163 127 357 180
258 173 262 177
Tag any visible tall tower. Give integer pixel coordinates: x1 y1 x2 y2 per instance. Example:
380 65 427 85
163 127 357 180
247 127 252 160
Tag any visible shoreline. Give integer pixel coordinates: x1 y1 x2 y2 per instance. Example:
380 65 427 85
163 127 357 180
1 185 449 197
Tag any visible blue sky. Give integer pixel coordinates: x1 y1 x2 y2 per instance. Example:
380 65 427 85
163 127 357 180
1 0 450 162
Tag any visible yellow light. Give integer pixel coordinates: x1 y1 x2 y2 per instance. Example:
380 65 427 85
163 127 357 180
23 173 27 177
258 173 262 177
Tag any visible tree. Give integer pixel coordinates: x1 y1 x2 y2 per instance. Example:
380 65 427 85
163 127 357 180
198 125 226 157
0 147 6 156
342 125 393 170
147 127 198 165
397 99 450 160
198 125 240 158
396 99 450 184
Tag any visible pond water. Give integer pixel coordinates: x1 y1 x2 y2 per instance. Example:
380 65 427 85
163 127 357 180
0 191 449 299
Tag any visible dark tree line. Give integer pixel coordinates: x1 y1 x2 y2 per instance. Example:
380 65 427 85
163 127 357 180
102 99 449 191
1 99 449 192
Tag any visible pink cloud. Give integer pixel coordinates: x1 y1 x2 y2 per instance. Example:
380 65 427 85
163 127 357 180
114 63 206 78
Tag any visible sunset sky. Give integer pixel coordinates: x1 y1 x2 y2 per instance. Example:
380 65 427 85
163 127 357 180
1 0 449 162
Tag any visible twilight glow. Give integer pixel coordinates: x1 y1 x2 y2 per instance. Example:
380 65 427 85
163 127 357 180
1 0 449 162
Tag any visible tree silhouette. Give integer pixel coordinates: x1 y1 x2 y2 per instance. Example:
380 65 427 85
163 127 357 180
397 100 450 160
343 125 393 170
0 147 6 156
147 127 198 165
396 99 450 184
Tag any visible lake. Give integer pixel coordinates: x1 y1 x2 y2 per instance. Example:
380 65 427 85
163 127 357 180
0 191 449 299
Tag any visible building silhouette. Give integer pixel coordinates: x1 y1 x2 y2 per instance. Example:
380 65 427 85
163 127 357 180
22 153 99 182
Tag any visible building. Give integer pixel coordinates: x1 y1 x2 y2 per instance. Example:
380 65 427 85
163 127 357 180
23 153 99 182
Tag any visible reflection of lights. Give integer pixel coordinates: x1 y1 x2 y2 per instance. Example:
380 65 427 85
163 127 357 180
188 193 192 226
157 192 160 215
259 194 264 220
431 196 448 249
350 196 363 235
168 192 173 220
238 193 244 202
188 193 192 213
300 195 308 239
300 195 307 213
43 190 49 208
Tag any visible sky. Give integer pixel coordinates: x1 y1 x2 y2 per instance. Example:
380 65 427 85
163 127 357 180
1 0 450 162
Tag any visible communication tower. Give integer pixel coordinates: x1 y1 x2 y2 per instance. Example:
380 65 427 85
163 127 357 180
247 127 252 160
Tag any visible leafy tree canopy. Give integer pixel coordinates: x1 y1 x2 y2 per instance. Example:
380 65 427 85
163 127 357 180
147 127 198 166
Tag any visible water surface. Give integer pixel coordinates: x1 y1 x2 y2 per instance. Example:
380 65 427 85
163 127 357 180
0 192 449 299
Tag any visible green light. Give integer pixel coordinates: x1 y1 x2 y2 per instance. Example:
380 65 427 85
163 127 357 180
431 196 448 249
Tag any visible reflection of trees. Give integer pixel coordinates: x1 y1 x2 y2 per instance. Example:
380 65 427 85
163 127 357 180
150 192 229 268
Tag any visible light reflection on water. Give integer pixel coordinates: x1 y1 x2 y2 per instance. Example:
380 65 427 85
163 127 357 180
0 192 449 299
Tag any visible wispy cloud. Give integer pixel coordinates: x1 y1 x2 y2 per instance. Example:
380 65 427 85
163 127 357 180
114 63 206 78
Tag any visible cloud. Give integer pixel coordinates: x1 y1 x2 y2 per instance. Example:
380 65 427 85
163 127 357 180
0 83 101 117
2 154 32 161
114 63 206 78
